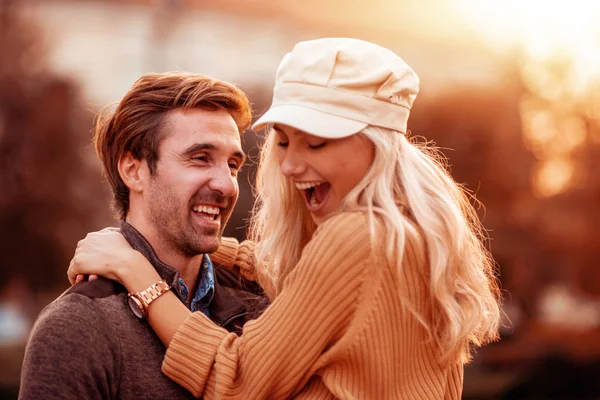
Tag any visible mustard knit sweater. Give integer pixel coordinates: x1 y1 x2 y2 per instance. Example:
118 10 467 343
162 212 463 399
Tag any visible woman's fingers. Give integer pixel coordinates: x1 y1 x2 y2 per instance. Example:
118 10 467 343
69 229 120 285
67 228 134 284
68 256 86 286
68 259 76 285
68 251 88 284
99 227 120 233
71 274 97 284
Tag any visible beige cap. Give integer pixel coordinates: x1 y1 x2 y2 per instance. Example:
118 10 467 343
252 38 419 138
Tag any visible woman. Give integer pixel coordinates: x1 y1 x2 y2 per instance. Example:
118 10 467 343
68 38 501 399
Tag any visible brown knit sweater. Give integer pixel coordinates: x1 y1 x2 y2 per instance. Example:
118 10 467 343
162 212 463 399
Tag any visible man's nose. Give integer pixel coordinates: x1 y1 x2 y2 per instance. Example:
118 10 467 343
279 151 306 177
208 165 237 198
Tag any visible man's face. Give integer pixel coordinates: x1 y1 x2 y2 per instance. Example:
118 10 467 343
143 108 244 256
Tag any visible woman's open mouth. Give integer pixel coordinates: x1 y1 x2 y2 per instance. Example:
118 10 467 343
295 181 331 212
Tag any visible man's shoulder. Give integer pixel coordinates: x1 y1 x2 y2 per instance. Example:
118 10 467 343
20 279 125 399
24 278 127 370
32 278 127 340
62 276 127 299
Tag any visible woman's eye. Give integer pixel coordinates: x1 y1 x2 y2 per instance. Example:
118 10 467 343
277 142 289 148
308 142 327 150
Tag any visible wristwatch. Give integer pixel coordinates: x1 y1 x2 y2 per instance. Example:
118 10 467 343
127 280 171 319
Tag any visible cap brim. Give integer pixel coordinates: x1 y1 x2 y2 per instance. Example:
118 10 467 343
251 105 367 139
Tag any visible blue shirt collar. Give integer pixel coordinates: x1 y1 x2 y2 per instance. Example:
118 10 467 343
178 254 215 317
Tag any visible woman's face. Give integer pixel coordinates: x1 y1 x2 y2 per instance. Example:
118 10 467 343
274 124 374 225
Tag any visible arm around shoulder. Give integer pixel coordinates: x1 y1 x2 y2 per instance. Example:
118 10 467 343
19 294 120 400
162 212 374 399
210 237 259 282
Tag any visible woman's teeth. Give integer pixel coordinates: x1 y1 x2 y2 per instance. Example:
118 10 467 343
295 181 325 190
294 181 328 207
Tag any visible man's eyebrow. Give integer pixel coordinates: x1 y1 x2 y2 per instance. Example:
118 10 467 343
182 143 246 164
182 143 215 155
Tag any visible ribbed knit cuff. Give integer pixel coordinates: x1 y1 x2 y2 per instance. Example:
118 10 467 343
237 241 257 280
162 313 228 397
210 237 239 268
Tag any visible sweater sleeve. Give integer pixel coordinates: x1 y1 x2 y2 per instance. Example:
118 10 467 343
162 213 372 399
19 294 120 400
210 237 258 282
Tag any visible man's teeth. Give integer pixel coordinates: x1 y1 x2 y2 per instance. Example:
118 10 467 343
295 181 324 190
193 205 220 215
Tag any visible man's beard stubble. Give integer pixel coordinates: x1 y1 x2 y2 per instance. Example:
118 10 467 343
146 182 232 258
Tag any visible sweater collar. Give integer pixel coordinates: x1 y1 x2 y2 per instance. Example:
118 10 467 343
120 221 186 299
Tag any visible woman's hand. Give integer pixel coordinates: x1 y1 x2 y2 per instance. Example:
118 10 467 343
68 228 158 293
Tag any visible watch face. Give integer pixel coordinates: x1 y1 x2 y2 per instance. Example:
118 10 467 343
128 296 145 319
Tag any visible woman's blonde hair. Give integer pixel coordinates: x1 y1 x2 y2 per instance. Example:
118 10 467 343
249 126 501 363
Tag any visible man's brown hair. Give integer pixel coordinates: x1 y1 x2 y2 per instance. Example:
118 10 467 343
93 72 252 219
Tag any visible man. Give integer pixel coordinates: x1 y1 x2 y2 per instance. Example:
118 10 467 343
19 72 267 399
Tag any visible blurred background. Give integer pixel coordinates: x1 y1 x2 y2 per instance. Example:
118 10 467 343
1 0 599 398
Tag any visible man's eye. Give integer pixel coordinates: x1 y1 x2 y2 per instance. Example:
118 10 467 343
193 155 208 162
276 142 289 148
308 142 327 150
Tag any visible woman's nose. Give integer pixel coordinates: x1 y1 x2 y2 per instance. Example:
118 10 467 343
279 150 306 177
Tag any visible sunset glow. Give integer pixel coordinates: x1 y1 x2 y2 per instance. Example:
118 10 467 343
452 1 600 59
454 0 600 197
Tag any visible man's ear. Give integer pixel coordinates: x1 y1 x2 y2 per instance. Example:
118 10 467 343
118 152 149 193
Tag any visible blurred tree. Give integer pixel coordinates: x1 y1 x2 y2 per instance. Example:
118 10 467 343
0 0 111 302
